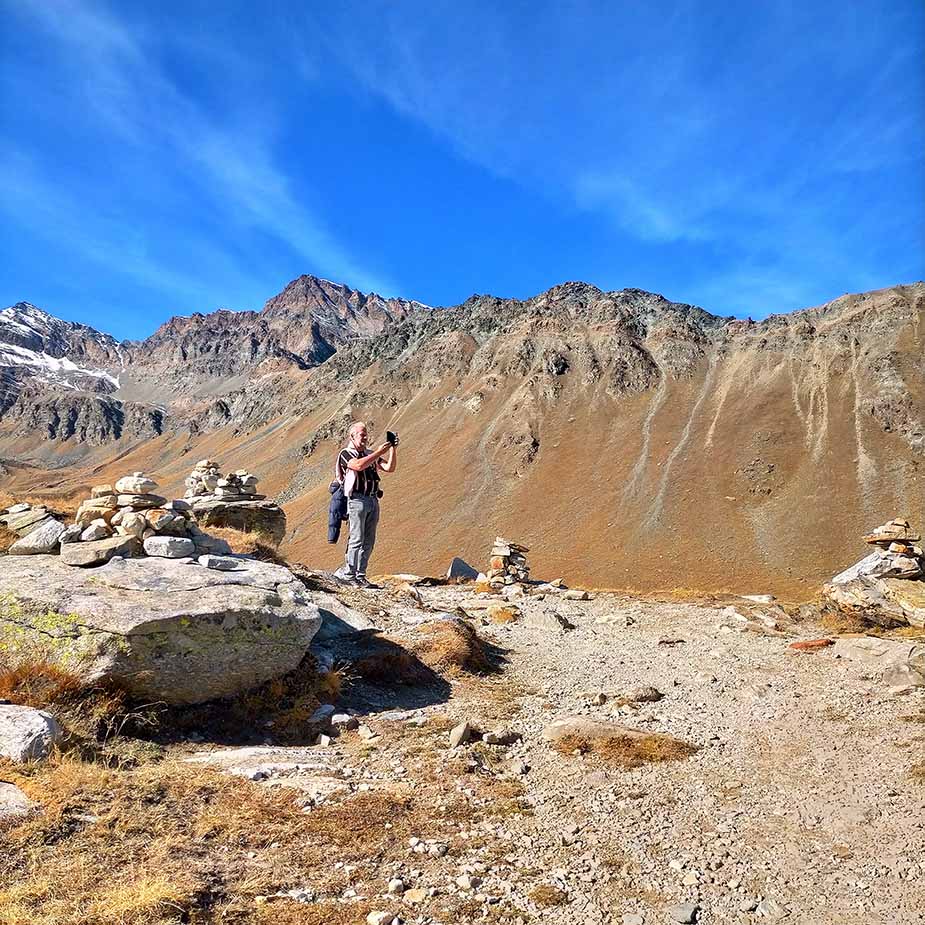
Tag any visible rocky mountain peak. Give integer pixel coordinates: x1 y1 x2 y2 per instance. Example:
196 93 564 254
0 301 121 361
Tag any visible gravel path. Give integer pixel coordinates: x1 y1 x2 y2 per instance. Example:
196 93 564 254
426 587 925 924
193 581 925 924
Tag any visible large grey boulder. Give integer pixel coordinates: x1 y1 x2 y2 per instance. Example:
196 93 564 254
0 704 63 762
190 498 287 544
823 576 925 628
9 518 65 555
0 554 322 705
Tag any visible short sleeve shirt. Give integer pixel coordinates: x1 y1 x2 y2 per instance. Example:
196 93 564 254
336 446 382 496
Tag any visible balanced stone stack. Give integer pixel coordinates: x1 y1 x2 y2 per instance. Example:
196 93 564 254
184 460 264 502
823 518 924 628
485 537 531 588
184 460 286 544
60 473 231 567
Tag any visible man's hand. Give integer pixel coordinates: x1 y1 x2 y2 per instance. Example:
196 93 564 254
348 442 394 472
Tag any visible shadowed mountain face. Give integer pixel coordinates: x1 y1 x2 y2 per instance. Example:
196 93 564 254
1 277 922 597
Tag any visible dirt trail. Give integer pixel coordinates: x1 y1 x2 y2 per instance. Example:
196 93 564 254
192 582 925 924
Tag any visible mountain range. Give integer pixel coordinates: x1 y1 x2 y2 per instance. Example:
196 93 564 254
1 275 923 598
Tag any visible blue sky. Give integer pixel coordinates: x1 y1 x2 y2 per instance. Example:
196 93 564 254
1 0 922 340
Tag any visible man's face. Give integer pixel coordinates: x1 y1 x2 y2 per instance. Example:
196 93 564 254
352 426 368 450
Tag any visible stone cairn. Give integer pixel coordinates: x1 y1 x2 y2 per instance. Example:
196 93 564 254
2 472 232 566
832 517 924 584
485 536 531 589
823 517 924 629
184 460 264 502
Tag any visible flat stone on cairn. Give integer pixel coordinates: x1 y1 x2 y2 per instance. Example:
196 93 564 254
485 536 531 589
144 536 196 558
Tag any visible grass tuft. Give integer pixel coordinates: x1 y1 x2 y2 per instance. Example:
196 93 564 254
553 732 697 767
202 526 284 561
415 620 496 675
529 884 568 906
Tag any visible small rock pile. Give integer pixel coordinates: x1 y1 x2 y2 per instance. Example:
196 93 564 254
4 473 232 567
834 518 923 583
485 537 530 588
823 517 924 628
184 460 264 501
1 503 63 552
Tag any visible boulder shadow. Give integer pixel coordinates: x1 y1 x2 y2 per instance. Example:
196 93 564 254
325 629 454 715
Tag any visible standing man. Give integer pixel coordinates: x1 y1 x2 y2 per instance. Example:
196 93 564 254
334 421 398 587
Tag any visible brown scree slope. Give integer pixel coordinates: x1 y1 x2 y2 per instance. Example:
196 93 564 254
0 278 922 599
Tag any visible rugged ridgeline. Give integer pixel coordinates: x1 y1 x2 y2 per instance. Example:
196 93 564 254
1 278 923 596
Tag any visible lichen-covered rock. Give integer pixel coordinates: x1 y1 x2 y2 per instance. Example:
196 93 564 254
0 704 62 762
0 554 322 704
9 518 65 555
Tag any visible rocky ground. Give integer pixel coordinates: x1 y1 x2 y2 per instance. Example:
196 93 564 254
179 577 925 925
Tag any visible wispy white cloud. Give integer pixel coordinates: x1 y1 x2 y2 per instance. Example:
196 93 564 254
9 0 395 298
308 0 923 311
0 150 258 316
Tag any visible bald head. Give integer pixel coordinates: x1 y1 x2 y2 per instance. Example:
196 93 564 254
349 421 369 450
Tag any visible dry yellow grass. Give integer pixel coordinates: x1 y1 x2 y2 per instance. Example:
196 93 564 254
415 619 494 675
529 884 568 906
0 753 447 925
553 732 697 768
819 608 882 635
0 653 342 749
203 526 282 559
0 490 82 521
0 660 133 747
0 526 16 554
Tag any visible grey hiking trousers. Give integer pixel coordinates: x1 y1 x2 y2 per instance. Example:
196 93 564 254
344 493 379 578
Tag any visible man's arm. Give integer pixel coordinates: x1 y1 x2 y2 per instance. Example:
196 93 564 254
347 443 392 472
379 444 397 473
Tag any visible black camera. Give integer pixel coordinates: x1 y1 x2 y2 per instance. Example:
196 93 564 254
386 430 400 447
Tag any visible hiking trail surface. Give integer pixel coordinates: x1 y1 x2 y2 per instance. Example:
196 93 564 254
185 576 925 925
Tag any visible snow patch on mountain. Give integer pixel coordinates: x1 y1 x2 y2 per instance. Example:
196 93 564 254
0 342 120 389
